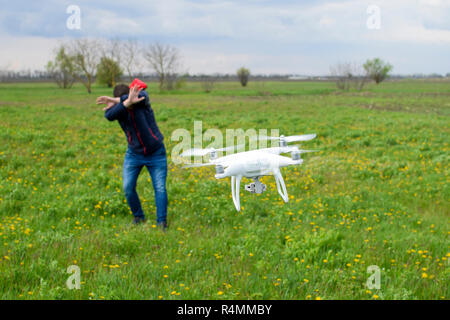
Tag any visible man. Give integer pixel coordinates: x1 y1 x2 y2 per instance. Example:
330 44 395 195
96 79 168 230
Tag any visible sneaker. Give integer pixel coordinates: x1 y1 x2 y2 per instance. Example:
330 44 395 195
132 216 146 225
157 221 168 232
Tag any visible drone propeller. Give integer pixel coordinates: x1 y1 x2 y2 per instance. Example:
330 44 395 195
180 144 243 157
283 134 317 143
258 133 317 143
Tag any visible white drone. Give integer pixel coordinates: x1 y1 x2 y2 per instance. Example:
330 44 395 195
180 134 317 211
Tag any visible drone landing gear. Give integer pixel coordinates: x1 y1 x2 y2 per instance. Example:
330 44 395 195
273 169 289 203
231 175 242 211
231 173 288 212
232 176 267 212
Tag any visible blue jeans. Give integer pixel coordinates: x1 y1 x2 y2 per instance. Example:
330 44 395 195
123 145 168 223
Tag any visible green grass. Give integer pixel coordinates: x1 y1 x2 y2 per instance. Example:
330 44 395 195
0 80 448 300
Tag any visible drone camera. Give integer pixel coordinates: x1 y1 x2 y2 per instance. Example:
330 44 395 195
245 179 266 194
210 150 218 160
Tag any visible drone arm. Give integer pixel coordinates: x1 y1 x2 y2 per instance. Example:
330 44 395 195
274 169 289 203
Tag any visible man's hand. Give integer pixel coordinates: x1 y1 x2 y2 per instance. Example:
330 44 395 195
96 96 119 106
103 102 116 111
123 85 145 108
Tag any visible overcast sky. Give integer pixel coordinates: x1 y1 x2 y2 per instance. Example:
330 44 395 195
1 0 449 75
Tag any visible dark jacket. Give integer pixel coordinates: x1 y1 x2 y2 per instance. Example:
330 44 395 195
105 90 164 155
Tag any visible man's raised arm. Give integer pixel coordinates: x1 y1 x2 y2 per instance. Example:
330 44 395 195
104 102 128 121
96 95 127 121
97 86 145 121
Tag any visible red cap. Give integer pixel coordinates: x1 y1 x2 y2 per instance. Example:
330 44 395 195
129 78 147 90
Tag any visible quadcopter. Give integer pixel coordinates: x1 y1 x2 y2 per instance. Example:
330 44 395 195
180 134 317 211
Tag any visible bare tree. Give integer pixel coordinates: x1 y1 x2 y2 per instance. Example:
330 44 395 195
351 62 368 91
66 38 101 93
0 63 11 82
330 62 368 91
330 62 351 91
256 81 271 96
200 75 217 93
121 39 142 81
143 43 181 90
101 38 122 66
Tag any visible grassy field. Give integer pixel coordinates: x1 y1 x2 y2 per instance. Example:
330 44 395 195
0 80 448 300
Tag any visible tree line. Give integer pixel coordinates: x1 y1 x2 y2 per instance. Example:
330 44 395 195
45 38 257 93
46 37 394 94
46 38 184 93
